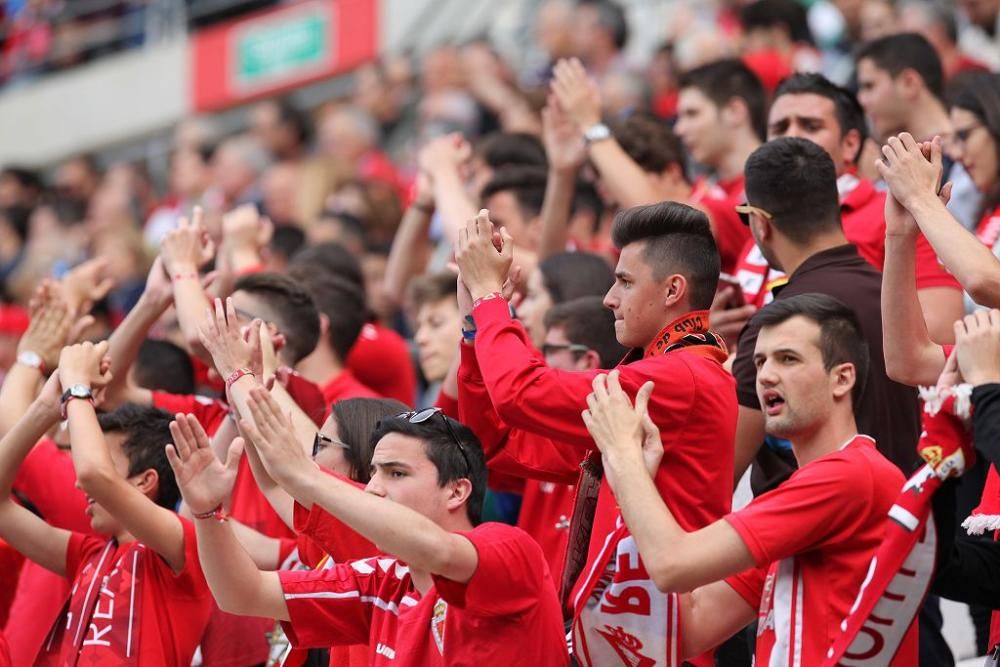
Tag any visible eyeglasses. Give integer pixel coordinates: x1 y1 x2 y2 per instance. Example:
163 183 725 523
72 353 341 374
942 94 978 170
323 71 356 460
952 124 983 146
395 407 472 476
735 203 774 226
541 342 591 357
312 431 351 458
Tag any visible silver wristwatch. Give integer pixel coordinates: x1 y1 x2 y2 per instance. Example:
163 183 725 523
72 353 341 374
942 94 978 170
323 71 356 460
583 122 612 145
17 351 44 372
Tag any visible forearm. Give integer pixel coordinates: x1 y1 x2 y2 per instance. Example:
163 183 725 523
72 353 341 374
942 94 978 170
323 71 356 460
294 467 462 575
882 233 945 386
0 365 43 438
172 272 213 360
228 243 263 274
66 400 118 491
195 516 289 619
918 287 963 345
432 169 477 245
0 402 58 496
537 168 577 260
383 206 433 305
245 440 294 529
107 292 171 396
911 196 1000 305
230 519 281 570
588 140 660 207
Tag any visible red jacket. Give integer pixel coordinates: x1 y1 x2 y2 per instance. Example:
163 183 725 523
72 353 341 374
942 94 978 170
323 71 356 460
468 298 737 620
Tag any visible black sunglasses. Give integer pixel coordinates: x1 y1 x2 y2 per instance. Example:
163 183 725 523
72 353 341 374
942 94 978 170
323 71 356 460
396 408 472 476
312 431 351 458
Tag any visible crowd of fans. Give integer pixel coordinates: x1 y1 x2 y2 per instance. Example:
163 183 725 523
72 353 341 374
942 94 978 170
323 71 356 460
5 0 1000 665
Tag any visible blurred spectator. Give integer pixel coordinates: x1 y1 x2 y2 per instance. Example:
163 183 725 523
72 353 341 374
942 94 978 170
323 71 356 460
900 0 991 80
859 0 897 42
207 134 268 213
144 144 212 247
260 161 301 227
739 0 821 88
957 0 1000 71
0 167 42 209
55 154 100 205
249 99 311 163
572 0 630 81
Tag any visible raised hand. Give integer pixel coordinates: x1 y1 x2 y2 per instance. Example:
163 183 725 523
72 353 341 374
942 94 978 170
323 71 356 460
455 209 514 301
143 255 174 307
542 94 588 173
876 133 943 211
197 297 260 380
955 309 1000 386
61 257 115 316
582 371 655 490
551 58 602 131
165 414 244 515
160 207 216 276
240 387 313 489
418 133 472 177
19 287 74 373
57 340 113 392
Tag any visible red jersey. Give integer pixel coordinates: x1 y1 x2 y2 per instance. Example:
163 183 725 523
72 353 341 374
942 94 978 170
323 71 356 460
152 392 227 436
347 322 417 406
724 437 916 666
689 178 751 275
292 471 376 570
321 369 380 408
279 523 568 666
469 298 735 665
734 176 960 306
6 440 94 665
0 631 9 667
37 517 212 666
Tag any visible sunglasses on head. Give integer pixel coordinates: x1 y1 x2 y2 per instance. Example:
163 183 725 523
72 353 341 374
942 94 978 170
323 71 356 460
735 203 773 226
395 407 472 475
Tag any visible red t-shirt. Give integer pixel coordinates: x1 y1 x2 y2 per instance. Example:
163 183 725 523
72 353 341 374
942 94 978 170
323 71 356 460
292 471 376 570
6 440 94 665
279 523 568 665
321 369 380 408
724 437 916 666
346 322 417 406
151 392 228 436
734 176 960 305
39 517 212 666
0 630 9 667
518 480 573 583
690 178 752 276
469 299 735 663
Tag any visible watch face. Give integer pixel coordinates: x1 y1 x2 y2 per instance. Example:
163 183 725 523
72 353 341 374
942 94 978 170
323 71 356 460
19 351 41 367
69 384 93 399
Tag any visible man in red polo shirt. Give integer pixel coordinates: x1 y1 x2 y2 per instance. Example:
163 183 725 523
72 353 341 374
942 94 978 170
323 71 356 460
731 72 962 342
166 388 568 665
583 293 915 665
455 204 736 665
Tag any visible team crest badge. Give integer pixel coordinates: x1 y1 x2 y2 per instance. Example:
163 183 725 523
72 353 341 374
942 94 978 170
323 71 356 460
431 599 448 654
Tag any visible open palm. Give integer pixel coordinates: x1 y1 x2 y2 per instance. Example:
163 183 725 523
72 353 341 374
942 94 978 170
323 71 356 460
165 414 243 515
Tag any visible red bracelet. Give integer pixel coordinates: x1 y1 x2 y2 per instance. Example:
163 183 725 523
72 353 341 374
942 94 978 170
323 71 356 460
472 291 504 310
192 505 230 522
171 272 198 282
225 367 255 390
60 395 94 420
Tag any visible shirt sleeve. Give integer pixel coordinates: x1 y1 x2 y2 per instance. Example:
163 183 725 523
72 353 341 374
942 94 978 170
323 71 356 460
279 559 390 648
160 516 211 600
723 453 877 566
724 563 767 612
732 317 762 410
64 532 108 582
457 341 513 459
914 233 962 291
292 499 375 565
472 297 692 446
432 524 549 617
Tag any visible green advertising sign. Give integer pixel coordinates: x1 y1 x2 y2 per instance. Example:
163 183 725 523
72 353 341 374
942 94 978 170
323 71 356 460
234 4 333 90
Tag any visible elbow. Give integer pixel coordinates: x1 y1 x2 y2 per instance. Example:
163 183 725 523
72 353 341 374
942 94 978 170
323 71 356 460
74 466 117 497
966 273 1000 308
647 558 692 595
884 353 920 387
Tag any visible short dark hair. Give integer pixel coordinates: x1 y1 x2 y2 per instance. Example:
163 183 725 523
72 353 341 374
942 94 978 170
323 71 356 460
371 413 487 525
740 0 813 44
611 202 720 310
679 59 768 141
612 112 687 179
571 179 605 231
538 252 614 305
773 72 868 162
290 241 365 288
269 225 307 263
752 293 870 410
233 272 321 363
545 296 627 368
98 405 179 510
581 0 629 49
474 132 548 170
0 205 31 242
331 397 410 483
407 271 458 310
744 137 841 245
134 339 195 395
287 268 366 363
480 165 548 221
856 32 944 100
275 99 312 146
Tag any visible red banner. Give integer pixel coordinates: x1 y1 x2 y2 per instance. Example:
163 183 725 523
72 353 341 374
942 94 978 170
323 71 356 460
190 0 377 112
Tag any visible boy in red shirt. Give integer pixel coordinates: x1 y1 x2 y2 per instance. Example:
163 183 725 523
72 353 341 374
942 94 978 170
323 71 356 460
0 340 213 665
455 205 736 664
166 388 568 666
583 293 916 665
